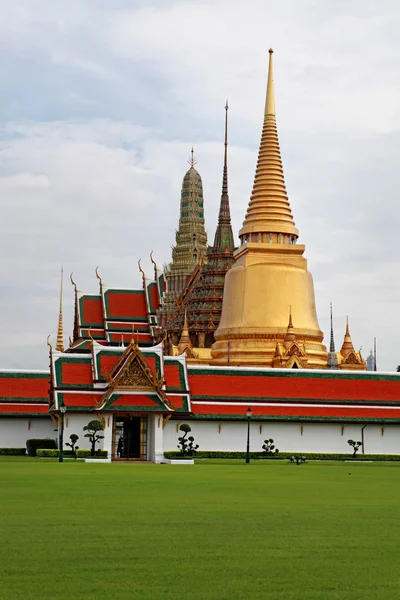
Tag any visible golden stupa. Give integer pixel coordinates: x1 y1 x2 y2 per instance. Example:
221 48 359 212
211 49 328 368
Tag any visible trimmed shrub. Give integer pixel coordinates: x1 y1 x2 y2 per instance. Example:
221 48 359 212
37 449 60 458
76 449 108 459
0 448 26 455
163 450 400 462
26 438 57 457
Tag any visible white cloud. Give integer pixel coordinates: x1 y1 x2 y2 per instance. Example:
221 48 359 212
0 0 399 371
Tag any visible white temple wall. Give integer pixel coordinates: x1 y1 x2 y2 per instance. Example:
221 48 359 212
62 414 109 452
1 415 400 456
0 418 55 448
163 420 400 455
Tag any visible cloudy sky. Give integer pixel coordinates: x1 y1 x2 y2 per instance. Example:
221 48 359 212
0 0 399 370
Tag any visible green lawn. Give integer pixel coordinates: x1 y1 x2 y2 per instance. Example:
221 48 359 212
0 458 399 599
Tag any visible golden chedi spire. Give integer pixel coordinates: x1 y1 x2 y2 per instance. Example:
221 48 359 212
211 50 327 368
239 49 298 242
55 267 64 352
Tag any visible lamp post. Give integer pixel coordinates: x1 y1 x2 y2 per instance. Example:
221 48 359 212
246 406 252 464
59 405 66 463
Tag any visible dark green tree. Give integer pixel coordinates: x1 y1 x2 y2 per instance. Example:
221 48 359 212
262 438 279 454
65 434 79 457
348 439 362 458
177 423 199 456
83 420 105 456
397 365 400 373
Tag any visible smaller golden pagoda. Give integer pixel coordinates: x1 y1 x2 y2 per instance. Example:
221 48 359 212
337 317 366 370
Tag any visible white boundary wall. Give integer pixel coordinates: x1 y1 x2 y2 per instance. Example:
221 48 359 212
163 420 400 455
2 416 400 456
0 418 55 448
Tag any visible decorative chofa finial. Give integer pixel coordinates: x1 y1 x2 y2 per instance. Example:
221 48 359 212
95 266 103 286
138 259 145 284
70 272 78 293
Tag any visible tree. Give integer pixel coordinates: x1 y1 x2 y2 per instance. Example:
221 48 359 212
348 439 362 458
262 438 279 454
65 434 79 457
177 423 199 456
83 420 105 456
397 365 400 373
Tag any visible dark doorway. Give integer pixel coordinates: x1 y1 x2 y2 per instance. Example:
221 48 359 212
116 417 141 459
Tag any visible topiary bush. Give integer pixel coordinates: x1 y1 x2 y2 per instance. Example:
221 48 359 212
37 449 60 458
26 438 57 457
0 448 26 455
83 420 104 456
76 449 108 459
262 439 279 454
177 424 199 456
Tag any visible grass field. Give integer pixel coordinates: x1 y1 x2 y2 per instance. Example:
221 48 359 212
1 458 400 599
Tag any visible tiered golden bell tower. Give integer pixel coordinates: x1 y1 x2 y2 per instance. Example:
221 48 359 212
211 49 327 368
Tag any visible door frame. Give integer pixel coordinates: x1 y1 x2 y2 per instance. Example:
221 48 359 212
111 413 148 461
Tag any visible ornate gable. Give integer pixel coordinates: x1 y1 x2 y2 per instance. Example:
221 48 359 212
97 339 171 409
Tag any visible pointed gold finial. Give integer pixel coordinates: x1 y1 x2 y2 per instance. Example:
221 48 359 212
265 48 275 116
341 315 355 356
188 147 197 169
55 267 64 352
178 309 192 352
284 306 296 344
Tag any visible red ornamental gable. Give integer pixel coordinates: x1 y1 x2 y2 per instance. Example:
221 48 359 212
192 403 400 420
0 376 49 399
188 371 400 402
0 404 49 414
148 283 159 313
61 393 101 407
168 395 187 410
109 394 161 408
81 297 103 326
108 333 153 344
98 354 121 379
105 290 147 320
61 363 93 386
143 355 158 377
164 364 183 389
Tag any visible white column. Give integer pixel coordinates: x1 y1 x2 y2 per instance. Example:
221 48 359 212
102 415 113 458
148 414 164 463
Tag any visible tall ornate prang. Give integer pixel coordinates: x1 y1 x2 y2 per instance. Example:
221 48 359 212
55 268 64 352
213 101 235 253
164 105 236 354
158 150 208 330
211 49 327 368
